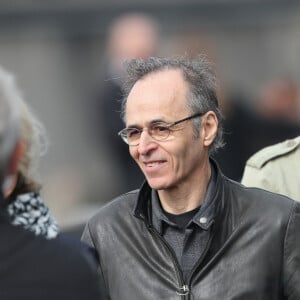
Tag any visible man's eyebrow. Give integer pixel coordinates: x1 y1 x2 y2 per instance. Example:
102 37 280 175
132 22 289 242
150 118 169 124
127 118 169 128
125 123 140 129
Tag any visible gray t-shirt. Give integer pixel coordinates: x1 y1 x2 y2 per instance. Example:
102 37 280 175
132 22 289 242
151 164 216 282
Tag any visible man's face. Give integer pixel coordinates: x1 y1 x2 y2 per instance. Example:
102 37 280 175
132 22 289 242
125 69 210 191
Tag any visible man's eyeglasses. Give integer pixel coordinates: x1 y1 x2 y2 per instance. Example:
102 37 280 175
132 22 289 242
118 112 205 146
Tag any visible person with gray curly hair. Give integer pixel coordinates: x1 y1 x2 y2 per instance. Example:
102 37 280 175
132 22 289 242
0 65 105 299
3 88 59 239
83 55 300 300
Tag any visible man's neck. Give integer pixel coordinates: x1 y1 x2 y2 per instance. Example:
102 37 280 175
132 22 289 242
157 161 211 215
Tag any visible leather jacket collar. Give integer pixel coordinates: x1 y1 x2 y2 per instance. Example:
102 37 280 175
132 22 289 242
133 159 224 232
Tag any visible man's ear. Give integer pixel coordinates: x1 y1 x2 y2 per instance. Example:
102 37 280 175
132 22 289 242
201 111 218 147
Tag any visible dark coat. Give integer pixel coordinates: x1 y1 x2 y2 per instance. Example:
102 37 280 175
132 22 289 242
0 207 104 300
82 160 300 300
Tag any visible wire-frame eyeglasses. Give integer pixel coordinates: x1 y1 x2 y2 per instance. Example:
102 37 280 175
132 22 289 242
118 112 205 146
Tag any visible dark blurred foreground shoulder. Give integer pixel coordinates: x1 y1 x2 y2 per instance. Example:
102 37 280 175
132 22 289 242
0 219 105 300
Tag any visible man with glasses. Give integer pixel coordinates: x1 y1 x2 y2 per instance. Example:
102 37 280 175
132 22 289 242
82 56 300 299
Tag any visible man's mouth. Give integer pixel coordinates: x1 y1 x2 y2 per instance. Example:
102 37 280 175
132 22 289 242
143 160 166 169
145 161 161 167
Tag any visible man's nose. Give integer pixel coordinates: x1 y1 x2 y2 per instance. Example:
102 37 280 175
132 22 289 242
137 130 157 154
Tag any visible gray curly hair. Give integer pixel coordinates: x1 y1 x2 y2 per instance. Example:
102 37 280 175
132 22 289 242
16 94 48 193
0 67 22 182
0 66 48 193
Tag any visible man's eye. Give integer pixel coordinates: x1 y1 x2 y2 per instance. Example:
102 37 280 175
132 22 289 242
153 124 169 132
128 129 140 138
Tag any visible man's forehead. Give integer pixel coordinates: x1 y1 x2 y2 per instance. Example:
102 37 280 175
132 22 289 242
125 101 189 127
127 69 187 103
136 68 184 85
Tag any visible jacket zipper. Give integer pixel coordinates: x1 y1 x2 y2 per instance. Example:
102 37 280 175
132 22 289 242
147 225 189 300
186 226 215 287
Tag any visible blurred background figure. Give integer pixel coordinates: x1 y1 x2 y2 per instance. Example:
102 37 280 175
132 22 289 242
257 77 300 123
90 12 160 198
213 77 300 181
106 12 159 79
4 89 59 239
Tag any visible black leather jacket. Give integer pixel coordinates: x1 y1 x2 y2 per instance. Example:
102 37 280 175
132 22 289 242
82 163 300 300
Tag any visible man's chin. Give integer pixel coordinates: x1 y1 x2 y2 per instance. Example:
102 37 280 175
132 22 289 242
146 179 168 191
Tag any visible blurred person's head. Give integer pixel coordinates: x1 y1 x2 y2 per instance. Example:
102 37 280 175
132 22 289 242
0 66 48 203
107 12 159 76
0 66 23 197
258 78 300 122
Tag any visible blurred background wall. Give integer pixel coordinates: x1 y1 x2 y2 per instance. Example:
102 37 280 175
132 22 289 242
1 0 300 233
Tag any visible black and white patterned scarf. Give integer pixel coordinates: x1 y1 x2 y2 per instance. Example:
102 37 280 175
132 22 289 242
7 192 59 239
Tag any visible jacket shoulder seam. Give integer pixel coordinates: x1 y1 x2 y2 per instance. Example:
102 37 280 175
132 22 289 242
245 138 300 169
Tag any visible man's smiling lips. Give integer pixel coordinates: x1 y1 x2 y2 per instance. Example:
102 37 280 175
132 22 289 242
142 160 167 172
